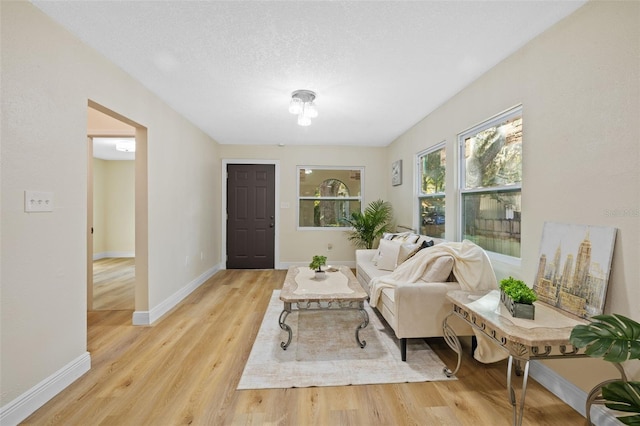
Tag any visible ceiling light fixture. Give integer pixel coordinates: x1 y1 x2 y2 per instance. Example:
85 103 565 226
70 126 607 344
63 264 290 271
289 89 318 126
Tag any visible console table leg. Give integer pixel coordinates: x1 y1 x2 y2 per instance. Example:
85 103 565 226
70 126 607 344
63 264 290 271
279 303 292 350
356 302 369 348
507 356 530 426
442 313 462 377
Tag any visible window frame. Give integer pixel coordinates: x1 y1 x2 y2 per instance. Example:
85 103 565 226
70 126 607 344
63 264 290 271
458 105 523 260
296 165 364 231
415 142 447 238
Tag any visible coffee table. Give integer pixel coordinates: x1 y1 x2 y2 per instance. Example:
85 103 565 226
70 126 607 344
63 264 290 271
279 265 369 350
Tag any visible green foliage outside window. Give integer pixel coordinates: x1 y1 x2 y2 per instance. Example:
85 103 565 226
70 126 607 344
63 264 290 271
421 148 446 194
464 117 522 190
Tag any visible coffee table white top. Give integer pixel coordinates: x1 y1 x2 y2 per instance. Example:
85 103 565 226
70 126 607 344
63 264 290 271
280 266 368 303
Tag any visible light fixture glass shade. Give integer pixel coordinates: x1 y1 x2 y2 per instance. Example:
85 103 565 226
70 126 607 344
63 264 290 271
289 97 302 114
304 102 318 118
290 89 317 126
297 115 311 126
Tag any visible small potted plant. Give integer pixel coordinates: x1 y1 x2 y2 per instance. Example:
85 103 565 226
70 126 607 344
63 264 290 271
499 276 537 319
309 255 327 280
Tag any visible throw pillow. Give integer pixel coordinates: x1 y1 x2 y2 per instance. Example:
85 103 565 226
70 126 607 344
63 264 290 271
397 242 422 266
376 239 403 271
382 232 420 243
421 255 454 282
416 235 436 247
398 239 435 264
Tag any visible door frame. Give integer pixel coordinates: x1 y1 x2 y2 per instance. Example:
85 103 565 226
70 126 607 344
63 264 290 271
88 100 149 322
221 159 280 269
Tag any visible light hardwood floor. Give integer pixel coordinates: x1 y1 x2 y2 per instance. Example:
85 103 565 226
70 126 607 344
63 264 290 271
22 269 585 425
93 258 135 310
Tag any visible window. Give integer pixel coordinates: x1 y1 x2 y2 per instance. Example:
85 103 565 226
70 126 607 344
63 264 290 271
298 167 363 229
417 144 446 238
459 106 522 257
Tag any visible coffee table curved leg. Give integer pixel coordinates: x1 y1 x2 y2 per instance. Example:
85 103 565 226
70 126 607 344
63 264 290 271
356 303 369 348
442 312 462 377
279 303 292 350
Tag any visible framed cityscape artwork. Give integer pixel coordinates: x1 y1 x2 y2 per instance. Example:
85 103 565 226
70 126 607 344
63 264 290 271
533 222 617 319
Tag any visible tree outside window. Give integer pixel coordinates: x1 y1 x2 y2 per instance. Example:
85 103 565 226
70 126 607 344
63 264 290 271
298 167 363 229
418 144 446 238
459 106 522 257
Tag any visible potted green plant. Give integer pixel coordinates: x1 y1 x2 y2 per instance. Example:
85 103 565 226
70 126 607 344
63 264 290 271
499 276 537 319
342 199 393 249
309 255 327 280
570 314 640 425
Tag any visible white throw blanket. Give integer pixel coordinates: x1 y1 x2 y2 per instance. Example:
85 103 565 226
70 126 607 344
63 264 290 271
369 240 498 308
369 240 507 364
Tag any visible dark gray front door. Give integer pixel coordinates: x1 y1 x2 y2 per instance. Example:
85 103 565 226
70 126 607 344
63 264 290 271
226 164 275 269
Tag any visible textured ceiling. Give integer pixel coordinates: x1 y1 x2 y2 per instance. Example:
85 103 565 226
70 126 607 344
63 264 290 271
33 1 586 147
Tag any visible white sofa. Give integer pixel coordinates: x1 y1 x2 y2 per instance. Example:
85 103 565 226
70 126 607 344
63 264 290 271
356 235 473 361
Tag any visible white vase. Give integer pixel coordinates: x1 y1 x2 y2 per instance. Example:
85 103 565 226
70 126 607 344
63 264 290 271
314 271 326 280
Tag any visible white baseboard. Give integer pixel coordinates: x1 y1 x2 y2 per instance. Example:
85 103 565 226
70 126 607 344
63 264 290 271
132 263 222 325
0 352 91 426
93 251 135 260
530 360 618 425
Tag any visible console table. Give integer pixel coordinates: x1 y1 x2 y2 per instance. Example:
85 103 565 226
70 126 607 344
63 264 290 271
442 289 589 426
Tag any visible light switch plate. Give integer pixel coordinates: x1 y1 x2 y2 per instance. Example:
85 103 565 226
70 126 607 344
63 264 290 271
25 190 54 212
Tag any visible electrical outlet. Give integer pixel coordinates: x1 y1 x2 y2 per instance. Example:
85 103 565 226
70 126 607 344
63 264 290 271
25 190 54 212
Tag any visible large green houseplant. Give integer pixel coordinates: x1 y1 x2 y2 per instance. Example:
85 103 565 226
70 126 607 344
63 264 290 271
569 314 640 425
342 199 393 249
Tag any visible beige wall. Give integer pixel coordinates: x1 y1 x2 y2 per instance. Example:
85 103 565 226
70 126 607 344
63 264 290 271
219 145 387 265
387 1 639 389
93 159 135 256
1 1 220 407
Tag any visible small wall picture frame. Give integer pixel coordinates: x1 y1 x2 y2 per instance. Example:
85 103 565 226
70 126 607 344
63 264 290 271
391 160 402 186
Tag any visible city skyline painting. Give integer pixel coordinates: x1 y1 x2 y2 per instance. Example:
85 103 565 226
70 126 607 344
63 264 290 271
533 222 617 319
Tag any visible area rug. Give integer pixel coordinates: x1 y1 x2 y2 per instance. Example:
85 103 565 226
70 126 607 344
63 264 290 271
237 290 455 389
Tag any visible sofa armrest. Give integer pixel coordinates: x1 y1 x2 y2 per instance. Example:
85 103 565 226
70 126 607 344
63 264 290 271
393 281 457 312
355 249 377 263
392 281 470 338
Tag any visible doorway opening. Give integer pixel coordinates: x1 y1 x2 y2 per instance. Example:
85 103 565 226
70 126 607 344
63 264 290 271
87 101 148 321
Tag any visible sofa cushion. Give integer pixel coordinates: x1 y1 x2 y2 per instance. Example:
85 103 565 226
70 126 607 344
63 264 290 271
357 253 390 287
376 239 403 271
421 255 454 282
